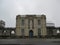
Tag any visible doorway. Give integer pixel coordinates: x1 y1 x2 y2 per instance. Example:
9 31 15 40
29 30 33 38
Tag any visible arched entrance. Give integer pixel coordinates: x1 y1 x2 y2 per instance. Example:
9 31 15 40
29 30 33 38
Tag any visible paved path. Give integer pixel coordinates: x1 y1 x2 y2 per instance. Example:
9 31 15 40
0 39 60 45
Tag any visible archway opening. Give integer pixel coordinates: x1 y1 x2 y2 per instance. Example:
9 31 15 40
29 30 33 38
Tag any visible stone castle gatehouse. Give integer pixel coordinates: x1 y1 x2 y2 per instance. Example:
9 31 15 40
16 14 47 38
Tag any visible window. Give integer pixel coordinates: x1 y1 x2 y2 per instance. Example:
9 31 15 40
28 19 30 29
3 30 7 35
21 29 24 33
3 30 7 33
21 29 24 36
38 20 40 25
11 31 15 34
38 28 41 36
32 19 34 29
21 19 24 25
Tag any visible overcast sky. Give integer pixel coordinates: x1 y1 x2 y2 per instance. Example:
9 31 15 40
0 0 60 27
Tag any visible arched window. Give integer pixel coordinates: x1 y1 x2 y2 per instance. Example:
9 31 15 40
57 29 60 33
11 31 15 34
3 30 7 33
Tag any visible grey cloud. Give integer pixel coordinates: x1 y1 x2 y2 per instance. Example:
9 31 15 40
0 0 60 27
